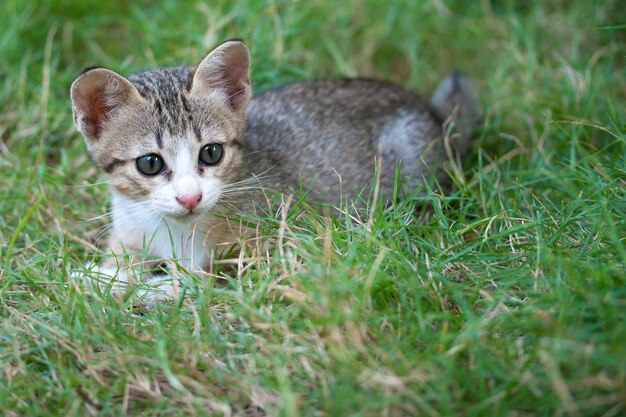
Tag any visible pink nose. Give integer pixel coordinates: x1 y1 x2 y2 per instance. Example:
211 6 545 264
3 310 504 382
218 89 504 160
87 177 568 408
176 192 202 210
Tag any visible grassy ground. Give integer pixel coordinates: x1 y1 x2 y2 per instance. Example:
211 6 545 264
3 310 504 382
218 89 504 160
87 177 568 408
1 0 625 415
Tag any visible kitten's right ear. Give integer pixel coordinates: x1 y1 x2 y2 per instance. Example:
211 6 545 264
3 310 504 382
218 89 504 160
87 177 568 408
70 68 145 142
190 40 251 114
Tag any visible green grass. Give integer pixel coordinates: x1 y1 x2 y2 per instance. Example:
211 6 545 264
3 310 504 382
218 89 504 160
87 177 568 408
1 0 625 415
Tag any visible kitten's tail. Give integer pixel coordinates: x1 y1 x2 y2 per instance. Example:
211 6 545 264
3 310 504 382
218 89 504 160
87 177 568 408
430 71 482 156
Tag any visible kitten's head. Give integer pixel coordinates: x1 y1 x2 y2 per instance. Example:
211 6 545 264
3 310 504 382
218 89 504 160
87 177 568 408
70 40 251 220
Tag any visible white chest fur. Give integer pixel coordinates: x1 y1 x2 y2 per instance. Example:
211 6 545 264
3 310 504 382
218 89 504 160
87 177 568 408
110 192 218 270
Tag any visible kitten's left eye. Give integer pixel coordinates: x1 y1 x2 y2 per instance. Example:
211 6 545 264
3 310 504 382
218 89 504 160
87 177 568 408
199 144 223 166
136 154 164 176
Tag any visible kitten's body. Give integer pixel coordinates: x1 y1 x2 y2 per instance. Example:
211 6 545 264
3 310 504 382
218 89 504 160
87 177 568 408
245 79 444 203
70 41 481 295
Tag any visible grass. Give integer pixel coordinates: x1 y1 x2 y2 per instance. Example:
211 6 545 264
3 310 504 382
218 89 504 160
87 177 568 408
1 0 625 415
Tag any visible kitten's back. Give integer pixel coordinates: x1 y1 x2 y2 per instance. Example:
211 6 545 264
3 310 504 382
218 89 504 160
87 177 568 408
243 76 480 203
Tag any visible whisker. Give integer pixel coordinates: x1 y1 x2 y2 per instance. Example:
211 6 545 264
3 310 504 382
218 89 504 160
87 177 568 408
66 181 109 188
79 212 114 223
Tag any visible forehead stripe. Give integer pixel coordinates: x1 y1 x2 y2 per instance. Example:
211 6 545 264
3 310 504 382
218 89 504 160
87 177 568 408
193 124 202 142
181 94 194 126
181 94 191 113
154 98 162 115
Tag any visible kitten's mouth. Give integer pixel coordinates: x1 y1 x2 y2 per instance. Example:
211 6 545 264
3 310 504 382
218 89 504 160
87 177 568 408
167 209 201 220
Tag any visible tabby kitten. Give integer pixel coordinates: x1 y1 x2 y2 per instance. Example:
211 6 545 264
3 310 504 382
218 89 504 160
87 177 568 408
70 40 481 298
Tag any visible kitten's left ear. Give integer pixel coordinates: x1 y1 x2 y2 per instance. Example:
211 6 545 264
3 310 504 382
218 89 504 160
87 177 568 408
190 40 251 114
70 68 146 143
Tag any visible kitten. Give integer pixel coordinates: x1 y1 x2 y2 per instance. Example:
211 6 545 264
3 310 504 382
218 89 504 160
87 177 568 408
70 40 481 298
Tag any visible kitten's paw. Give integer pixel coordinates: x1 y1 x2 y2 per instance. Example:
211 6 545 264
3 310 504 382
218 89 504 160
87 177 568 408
134 276 182 303
71 263 134 296
72 263 184 303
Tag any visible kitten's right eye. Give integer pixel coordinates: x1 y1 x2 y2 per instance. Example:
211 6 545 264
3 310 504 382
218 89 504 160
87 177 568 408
136 154 164 176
